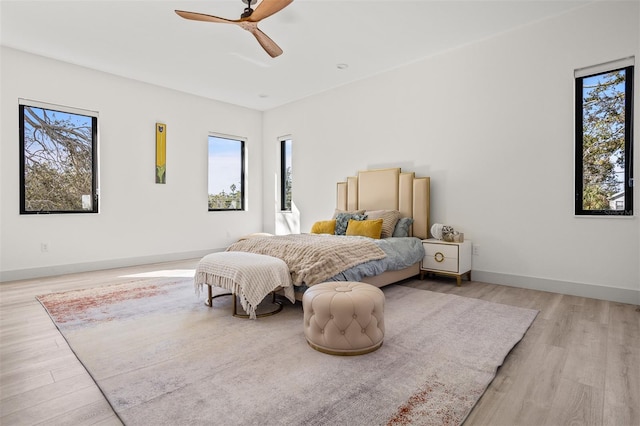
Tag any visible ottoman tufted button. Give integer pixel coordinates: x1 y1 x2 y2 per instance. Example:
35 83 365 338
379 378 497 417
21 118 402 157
330 314 334 319
335 287 352 292
361 329 366 333
320 329 324 334
340 330 345 335
352 314 357 319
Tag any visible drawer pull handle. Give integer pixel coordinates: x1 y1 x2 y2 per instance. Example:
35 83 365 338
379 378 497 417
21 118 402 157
434 252 444 262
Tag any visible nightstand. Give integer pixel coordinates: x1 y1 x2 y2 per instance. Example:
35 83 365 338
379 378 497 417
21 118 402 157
420 239 472 286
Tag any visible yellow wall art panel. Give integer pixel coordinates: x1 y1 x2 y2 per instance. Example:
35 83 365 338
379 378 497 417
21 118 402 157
156 122 166 184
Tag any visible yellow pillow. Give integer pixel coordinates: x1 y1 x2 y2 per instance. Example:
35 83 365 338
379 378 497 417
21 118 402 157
310 220 336 234
345 219 383 239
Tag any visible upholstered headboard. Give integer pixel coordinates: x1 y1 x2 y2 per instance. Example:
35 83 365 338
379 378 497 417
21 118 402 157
336 167 430 239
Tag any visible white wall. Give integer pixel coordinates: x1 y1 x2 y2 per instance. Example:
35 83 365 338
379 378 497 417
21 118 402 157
0 47 264 280
263 2 640 304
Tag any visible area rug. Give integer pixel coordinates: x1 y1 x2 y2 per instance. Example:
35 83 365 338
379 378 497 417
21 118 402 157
37 278 537 426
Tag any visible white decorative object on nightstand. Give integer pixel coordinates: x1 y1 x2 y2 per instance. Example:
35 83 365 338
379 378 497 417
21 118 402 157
420 239 472 286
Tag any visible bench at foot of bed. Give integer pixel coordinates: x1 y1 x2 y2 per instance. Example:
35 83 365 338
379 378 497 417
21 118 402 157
194 251 294 320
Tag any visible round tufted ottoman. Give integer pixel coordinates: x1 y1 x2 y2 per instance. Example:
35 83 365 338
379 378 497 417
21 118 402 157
302 282 385 356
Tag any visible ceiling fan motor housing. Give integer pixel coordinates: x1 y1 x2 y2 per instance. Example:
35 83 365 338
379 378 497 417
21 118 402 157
241 0 254 18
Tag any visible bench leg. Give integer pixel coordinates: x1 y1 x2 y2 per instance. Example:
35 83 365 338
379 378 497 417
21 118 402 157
232 292 283 318
205 285 283 318
205 284 232 307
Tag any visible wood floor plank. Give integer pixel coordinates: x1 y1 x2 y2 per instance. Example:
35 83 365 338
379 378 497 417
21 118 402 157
0 354 85 404
540 295 580 349
608 302 640 346
603 322 640 426
1 346 78 382
547 377 604 426
561 318 608 388
0 371 54 401
0 385 110 426
2 373 98 416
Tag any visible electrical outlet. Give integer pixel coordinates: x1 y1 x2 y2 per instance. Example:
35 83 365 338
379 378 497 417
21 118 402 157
40 242 49 252
472 244 480 256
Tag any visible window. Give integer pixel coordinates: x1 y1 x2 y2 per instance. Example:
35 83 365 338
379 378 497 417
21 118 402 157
575 60 634 216
208 134 245 211
19 100 99 214
280 138 292 211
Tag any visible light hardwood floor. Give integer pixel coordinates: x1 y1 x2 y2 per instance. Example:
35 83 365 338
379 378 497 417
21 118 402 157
1 259 638 425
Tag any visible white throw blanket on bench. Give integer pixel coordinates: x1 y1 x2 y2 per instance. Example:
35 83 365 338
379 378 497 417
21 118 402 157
194 252 294 319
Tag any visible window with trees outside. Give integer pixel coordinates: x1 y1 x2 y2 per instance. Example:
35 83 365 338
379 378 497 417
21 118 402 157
281 138 292 211
208 134 245 211
19 101 99 214
575 60 634 216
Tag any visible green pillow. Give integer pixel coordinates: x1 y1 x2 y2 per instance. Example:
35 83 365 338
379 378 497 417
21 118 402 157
335 213 367 235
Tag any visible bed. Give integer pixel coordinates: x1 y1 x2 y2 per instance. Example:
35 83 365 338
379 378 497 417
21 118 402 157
226 167 430 299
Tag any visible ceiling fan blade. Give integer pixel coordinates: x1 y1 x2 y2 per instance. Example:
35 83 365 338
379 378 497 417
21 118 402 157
175 4 289 58
175 10 237 25
248 27 283 58
249 0 293 22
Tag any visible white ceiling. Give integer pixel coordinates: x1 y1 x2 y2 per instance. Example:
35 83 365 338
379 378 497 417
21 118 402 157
1 0 590 111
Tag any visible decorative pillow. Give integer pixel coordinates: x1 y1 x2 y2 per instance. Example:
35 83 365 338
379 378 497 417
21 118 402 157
346 219 384 239
335 213 367 235
364 210 402 238
392 217 414 237
310 220 336 235
332 209 365 219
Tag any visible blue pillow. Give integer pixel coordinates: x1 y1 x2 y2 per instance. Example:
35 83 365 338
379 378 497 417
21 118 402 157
335 213 367 235
392 217 414 237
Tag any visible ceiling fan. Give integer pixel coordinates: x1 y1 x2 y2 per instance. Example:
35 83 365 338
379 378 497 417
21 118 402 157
175 0 293 58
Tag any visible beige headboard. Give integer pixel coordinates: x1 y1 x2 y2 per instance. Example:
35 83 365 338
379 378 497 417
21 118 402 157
336 167 430 239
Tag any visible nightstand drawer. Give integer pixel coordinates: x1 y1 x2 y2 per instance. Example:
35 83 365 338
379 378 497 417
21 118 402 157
423 243 459 261
422 246 459 273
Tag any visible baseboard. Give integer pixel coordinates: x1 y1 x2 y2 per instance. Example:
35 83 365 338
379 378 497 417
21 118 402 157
472 270 640 306
0 249 224 283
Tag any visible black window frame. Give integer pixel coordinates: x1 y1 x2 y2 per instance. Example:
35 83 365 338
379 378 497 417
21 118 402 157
207 134 245 212
19 102 99 214
575 65 634 216
280 138 292 211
